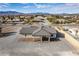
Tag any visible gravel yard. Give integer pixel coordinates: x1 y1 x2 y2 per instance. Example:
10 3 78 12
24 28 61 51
0 25 78 56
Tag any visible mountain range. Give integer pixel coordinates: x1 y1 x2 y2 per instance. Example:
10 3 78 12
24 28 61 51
0 11 24 16
0 11 79 16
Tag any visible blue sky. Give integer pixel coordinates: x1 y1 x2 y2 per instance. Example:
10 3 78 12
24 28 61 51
0 3 79 14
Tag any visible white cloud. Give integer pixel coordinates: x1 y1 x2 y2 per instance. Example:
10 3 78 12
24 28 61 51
65 3 79 6
34 3 50 8
19 3 27 5
0 3 9 8
23 6 32 8
0 5 7 8
22 10 32 13
9 9 17 11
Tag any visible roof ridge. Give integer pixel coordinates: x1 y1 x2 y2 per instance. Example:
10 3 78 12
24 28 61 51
32 26 41 35
43 27 52 34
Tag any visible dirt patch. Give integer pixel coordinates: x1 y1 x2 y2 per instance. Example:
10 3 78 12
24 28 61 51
18 37 41 42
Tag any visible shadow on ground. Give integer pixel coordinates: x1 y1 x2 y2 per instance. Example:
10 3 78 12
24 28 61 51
0 32 16 38
56 31 65 38
42 37 61 42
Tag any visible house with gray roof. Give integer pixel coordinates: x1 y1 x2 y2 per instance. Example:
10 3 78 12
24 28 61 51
20 25 57 42
32 16 46 25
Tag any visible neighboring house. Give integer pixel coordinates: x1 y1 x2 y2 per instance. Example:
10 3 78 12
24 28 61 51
56 19 65 23
7 19 12 22
7 19 20 24
32 16 46 25
12 18 20 22
63 15 72 18
63 26 79 38
68 28 79 38
33 16 50 26
34 16 46 20
0 19 3 23
19 16 25 18
12 18 24 24
7 19 12 23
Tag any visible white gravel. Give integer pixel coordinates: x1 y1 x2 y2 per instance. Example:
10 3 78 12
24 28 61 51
0 25 78 56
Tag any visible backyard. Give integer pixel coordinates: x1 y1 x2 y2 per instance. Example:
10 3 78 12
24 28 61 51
0 24 78 56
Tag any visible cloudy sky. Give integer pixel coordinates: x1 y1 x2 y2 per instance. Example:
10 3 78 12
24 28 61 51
0 3 79 14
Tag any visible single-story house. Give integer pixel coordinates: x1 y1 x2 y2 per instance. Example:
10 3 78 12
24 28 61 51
32 16 45 25
20 25 57 42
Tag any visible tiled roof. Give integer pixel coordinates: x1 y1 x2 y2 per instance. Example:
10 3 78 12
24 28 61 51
32 26 56 37
20 25 57 37
20 25 38 35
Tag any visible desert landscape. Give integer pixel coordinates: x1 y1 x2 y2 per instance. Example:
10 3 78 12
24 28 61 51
0 3 79 56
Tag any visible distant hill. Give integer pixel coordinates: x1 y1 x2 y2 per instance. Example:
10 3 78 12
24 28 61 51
0 11 79 16
57 13 79 16
25 12 52 15
0 11 52 16
0 11 24 16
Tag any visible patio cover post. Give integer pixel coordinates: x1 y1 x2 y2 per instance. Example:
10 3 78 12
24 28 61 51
48 37 50 42
33 36 35 42
24 34 27 38
40 36 42 43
